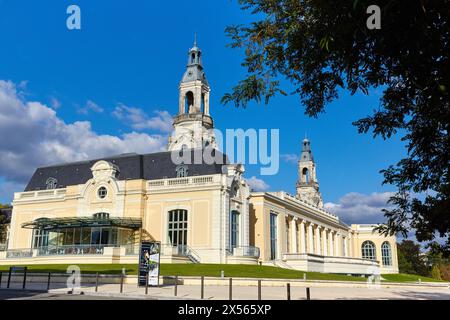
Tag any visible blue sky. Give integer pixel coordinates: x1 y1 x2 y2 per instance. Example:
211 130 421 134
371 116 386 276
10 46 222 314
0 0 406 225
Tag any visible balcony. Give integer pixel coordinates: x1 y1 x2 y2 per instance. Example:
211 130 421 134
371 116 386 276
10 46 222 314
0 244 139 265
172 113 213 127
148 174 221 191
36 244 114 256
230 246 260 258
5 248 33 259
14 188 67 201
226 246 260 265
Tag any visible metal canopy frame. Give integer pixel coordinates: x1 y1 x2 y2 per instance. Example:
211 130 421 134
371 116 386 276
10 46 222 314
21 216 142 230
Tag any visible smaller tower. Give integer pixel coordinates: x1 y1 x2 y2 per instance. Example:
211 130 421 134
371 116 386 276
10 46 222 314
296 138 323 208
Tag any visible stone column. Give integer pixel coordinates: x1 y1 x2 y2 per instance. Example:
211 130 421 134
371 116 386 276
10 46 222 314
343 236 348 257
308 223 314 254
315 225 321 255
328 229 333 256
322 227 328 256
290 218 298 254
195 87 201 112
299 221 306 253
179 91 185 114
204 91 210 115
277 214 284 259
348 232 353 257
335 232 340 257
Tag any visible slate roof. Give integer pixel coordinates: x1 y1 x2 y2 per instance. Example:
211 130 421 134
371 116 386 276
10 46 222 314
24 149 229 192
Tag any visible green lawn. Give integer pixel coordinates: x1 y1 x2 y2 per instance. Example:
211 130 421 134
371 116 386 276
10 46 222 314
0 264 444 283
381 273 443 283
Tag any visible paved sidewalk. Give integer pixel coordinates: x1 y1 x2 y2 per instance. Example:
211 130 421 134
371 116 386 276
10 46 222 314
5 282 449 300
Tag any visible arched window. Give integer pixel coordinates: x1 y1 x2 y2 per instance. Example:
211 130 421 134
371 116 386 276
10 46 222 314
302 168 309 183
361 241 376 261
230 210 240 249
381 241 392 266
46 177 58 190
191 53 196 63
201 93 205 112
168 209 188 247
185 91 194 112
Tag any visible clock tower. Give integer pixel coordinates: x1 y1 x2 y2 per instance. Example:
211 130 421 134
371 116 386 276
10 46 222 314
168 37 217 151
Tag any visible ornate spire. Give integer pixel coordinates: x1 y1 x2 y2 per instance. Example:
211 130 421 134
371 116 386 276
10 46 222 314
296 137 323 208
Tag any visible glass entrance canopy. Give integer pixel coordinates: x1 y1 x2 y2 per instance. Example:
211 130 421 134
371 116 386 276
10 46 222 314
22 215 142 230
21 214 142 254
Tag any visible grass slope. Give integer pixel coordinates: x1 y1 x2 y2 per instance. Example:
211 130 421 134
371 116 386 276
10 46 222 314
381 273 442 283
0 264 444 283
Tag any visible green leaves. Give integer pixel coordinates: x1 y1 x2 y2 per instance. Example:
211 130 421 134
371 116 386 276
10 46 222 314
224 0 450 247
319 35 334 52
221 75 285 108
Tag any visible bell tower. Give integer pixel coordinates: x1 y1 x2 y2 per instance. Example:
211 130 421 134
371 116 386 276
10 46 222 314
296 138 324 208
168 36 216 151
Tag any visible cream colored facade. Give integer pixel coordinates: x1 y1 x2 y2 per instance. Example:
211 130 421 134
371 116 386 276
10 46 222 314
1 161 255 266
249 192 398 274
0 39 399 275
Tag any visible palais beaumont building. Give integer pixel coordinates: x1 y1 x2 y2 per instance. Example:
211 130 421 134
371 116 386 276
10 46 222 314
0 41 398 275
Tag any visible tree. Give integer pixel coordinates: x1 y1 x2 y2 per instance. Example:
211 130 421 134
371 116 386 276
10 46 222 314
0 204 10 244
223 1 450 246
397 247 414 274
431 264 442 280
397 240 429 276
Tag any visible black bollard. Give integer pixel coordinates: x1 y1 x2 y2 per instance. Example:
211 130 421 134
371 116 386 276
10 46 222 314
47 272 51 291
258 280 262 300
120 272 124 293
95 272 99 292
306 287 311 300
287 283 291 300
174 275 178 296
229 278 233 300
7 267 12 289
200 276 204 299
0 271 2 288
22 267 27 290
145 272 149 295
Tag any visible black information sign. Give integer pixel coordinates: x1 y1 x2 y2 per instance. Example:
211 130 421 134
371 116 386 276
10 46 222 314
138 241 161 286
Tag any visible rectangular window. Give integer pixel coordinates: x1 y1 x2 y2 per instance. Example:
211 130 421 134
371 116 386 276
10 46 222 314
270 212 277 260
32 229 49 249
91 228 101 245
168 209 188 246
286 220 290 253
230 211 240 249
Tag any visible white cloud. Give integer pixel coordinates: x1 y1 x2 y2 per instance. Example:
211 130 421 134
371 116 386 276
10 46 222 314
49 97 61 109
113 103 173 133
77 99 104 115
0 80 168 201
280 153 298 164
0 180 25 205
324 191 396 225
246 176 270 191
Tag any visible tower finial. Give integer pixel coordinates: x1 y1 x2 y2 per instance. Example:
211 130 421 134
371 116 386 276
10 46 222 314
194 33 197 47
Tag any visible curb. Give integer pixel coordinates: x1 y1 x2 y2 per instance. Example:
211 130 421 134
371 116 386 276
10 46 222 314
47 288 196 300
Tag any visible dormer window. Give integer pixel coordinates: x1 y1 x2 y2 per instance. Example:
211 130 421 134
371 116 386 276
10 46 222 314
176 164 189 178
93 212 109 220
46 177 58 190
